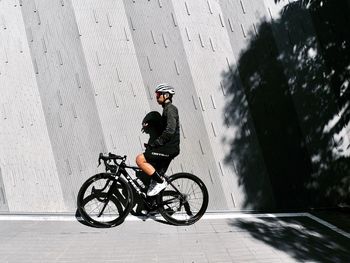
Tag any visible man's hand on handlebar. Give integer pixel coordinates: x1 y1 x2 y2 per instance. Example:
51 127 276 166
98 152 126 167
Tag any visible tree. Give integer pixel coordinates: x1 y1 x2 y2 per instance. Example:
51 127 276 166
222 0 350 209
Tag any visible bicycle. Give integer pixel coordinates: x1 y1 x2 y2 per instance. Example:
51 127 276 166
77 152 209 227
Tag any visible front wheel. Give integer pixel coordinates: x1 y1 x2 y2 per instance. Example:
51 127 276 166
157 173 209 226
77 173 133 227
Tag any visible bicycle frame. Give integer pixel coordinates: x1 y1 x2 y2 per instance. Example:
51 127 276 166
78 153 208 226
102 157 186 212
98 153 194 217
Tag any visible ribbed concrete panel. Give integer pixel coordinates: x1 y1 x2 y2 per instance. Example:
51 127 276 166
71 0 151 161
220 0 267 58
123 0 228 210
20 0 107 210
0 1 65 212
169 0 247 209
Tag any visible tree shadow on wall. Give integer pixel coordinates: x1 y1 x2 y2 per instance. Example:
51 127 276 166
222 0 350 210
228 217 350 262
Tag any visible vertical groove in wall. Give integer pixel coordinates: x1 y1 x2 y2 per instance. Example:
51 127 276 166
0 168 9 211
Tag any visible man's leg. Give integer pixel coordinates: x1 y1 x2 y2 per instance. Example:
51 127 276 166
136 154 155 176
136 153 166 196
136 154 163 182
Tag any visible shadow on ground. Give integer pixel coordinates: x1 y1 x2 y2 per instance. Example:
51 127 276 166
228 216 350 262
222 0 350 210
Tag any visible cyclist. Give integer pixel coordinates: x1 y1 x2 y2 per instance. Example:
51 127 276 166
136 83 180 196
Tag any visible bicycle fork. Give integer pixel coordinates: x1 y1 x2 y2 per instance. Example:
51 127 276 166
92 178 125 218
93 179 116 218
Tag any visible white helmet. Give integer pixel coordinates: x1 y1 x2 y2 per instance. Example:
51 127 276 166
155 83 175 95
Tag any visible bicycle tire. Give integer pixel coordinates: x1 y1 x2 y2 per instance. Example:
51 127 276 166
157 173 209 226
77 173 133 227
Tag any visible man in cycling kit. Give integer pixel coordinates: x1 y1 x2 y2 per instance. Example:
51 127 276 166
136 83 180 196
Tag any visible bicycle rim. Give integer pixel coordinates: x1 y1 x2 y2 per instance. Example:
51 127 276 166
157 173 209 226
77 173 133 227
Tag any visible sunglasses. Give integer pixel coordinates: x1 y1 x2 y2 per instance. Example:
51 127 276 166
156 92 163 98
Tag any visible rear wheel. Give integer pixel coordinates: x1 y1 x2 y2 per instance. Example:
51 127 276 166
77 173 133 227
157 173 209 226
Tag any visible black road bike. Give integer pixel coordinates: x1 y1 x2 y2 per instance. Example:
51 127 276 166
77 153 209 227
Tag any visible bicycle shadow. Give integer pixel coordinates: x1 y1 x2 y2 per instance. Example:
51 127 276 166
132 213 174 226
75 208 174 227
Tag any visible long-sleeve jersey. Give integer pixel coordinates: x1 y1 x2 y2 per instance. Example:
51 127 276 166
153 102 180 151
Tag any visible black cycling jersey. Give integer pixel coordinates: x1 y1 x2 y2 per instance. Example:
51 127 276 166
153 101 180 151
143 101 180 174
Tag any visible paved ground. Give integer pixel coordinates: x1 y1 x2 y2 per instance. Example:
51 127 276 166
0 213 349 263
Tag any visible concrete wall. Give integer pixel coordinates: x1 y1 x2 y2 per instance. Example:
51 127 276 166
1 0 348 213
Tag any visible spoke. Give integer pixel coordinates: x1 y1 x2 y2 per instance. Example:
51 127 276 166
88 200 104 215
186 202 200 212
107 202 119 216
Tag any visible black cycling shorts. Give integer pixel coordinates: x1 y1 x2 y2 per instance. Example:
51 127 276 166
144 146 179 172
